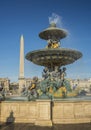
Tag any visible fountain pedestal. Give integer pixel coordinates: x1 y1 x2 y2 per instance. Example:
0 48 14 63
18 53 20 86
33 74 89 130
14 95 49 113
25 22 82 99
35 99 52 126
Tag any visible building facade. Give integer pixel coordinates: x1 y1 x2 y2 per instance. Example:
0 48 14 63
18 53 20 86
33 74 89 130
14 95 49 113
70 78 91 92
0 78 10 91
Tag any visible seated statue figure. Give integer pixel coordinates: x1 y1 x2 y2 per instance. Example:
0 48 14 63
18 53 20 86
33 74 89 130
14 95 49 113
60 67 66 81
21 85 28 96
27 77 39 101
51 41 60 48
42 67 49 79
46 39 52 48
46 38 60 49
0 84 5 100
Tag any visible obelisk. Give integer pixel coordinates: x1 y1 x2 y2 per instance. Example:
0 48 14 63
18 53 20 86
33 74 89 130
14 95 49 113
18 35 25 93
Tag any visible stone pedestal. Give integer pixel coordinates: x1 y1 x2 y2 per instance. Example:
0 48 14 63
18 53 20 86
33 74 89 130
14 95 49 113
35 99 52 126
1 100 91 126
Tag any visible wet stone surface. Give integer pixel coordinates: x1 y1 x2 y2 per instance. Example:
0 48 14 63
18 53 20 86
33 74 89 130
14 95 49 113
0 123 91 130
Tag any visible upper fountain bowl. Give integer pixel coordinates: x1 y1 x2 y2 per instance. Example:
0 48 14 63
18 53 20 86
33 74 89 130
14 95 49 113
39 23 67 40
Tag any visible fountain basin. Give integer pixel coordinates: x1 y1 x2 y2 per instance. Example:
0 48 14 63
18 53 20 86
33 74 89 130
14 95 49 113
5 96 28 101
39 27 67 40
26 48 82 67
1 99 91 126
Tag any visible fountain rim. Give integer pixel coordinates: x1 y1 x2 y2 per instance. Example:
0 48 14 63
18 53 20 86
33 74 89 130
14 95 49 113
26 48 82 58
25 48 82 67
39 27 68 40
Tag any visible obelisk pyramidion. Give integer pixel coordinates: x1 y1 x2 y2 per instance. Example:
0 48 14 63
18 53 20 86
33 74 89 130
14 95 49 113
19 35 25 93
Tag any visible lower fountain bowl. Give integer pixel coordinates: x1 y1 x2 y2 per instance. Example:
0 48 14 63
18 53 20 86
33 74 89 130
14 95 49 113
25 48 82 67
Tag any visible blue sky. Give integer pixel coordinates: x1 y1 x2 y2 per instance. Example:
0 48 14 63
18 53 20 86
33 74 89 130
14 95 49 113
0 0 91 82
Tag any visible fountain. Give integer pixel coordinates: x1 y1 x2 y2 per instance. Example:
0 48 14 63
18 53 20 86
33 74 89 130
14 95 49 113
25 22 82 99
0 22 82 101
1 19 91 127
